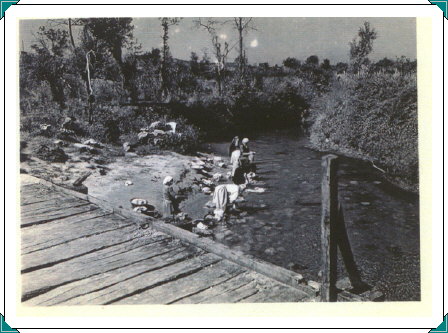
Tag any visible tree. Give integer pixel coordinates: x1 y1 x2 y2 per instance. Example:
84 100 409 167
81 18 134 66
190 52 200 76
232 17 256 79
306 55 319 66
195 18 231 95
335 62 348 74
321 59 331 70
349 21 377 73
159 17 181 99
283 57 301 69
31 26 71 108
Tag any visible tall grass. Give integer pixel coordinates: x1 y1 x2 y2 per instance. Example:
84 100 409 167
309 72 418 191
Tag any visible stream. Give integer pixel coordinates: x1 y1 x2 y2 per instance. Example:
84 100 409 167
201 130 420 301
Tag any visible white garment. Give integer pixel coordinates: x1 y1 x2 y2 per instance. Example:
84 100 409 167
225 184 240 203
230 150 241 176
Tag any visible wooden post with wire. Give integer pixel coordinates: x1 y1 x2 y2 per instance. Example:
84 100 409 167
320 154 339 302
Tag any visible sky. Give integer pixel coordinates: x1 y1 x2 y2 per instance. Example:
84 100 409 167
19 17 416 65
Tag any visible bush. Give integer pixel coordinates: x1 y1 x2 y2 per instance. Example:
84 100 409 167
309 72 418 190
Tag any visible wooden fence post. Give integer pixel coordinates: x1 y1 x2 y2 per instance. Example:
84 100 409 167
320 154 339 302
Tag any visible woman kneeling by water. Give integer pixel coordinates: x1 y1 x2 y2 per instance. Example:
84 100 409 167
212 183 246 221
162 176 182 221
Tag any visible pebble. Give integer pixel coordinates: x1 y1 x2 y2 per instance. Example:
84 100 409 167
125 180 133 186
214 233 225 241
308 281 321 291
264 247 275 255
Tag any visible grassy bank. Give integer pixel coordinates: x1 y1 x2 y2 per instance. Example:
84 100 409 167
308 72 418 192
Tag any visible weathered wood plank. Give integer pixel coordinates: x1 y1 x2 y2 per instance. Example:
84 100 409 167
200 280 260 303
20 196 88 216
21 224 140 273
21 192 69 206
21 204 98 227
21 183 52 195
25 241 194 306
60 253 221 305
174 271 254 304
239 281 310 303
22 232 174 301
116 260 247 305
21 212 128 254
152 221 315 296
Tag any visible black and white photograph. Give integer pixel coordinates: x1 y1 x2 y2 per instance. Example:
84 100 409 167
17 15 421 307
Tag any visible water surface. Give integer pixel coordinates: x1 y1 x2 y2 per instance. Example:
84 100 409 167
203 131 420 301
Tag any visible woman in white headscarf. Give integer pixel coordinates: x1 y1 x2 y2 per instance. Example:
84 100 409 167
162 176 176 219
212 183 246 221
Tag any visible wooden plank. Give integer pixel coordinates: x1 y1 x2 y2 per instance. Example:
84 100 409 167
152 221 315 296
22 233 174 301
174 272 255 304
116 260 247 305
22 210 134 255
59 253 221 305
199 280 260 304
25 242 193 306
21 183 52 195
21 210 115 253
320 154 339 302
20 196 88 215
239 281 310 303
21 192 69 206
20 204 98 227
21 224 139 273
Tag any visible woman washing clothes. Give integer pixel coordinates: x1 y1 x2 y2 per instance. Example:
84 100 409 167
212 183 246 221
230 148 247 185
162 176 182 221
228 136 240 157
240 137 256 173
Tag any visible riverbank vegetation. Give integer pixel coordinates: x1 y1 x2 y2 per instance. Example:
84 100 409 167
19 18 418 191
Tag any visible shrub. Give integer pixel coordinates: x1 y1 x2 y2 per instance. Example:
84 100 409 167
309 72 418 190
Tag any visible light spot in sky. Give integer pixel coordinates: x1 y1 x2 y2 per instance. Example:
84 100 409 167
219 33 227 40
174 28 180 33
250 39 258 48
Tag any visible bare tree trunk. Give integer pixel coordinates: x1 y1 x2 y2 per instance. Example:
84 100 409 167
160 19 170 100
237 18 244 78
85 50 95 123
68 18 76 49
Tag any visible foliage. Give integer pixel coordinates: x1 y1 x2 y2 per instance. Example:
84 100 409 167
81 18 134 65
283 57 301 69
349 21 377 73
309 70 418 190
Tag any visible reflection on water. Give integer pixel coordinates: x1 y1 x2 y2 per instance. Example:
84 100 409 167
204 130 420 301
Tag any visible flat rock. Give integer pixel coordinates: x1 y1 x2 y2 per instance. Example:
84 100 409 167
264 247 275 256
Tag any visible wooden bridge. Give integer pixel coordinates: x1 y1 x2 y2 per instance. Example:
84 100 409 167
20 174 318 306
